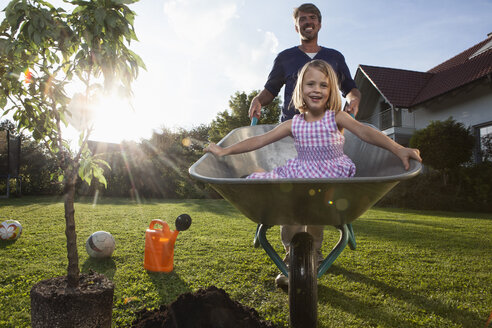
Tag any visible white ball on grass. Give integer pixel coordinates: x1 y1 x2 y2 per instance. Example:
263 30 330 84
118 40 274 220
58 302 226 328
0 220 23 240
85 231 115 258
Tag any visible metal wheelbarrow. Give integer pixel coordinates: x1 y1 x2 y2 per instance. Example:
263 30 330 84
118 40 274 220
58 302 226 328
189 123 421 327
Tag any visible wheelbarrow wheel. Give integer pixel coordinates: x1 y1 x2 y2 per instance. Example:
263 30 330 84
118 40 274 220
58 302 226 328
289 232 317 328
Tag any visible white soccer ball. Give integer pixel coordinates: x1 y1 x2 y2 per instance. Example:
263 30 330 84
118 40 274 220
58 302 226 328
0 220 22 241
86 231 115 258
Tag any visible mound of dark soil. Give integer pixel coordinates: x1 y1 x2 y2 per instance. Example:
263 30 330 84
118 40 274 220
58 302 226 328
132 286 276 328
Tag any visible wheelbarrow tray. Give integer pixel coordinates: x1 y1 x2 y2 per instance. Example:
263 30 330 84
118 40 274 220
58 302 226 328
189 124 421 226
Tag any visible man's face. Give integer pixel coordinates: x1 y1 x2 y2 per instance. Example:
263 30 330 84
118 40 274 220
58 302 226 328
295 11 321 41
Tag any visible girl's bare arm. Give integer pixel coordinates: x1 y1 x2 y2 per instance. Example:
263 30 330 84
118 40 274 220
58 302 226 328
336 111 422 170
205 120 292 157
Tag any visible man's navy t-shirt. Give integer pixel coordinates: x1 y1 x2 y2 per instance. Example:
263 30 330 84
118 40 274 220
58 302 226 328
264 46 357 122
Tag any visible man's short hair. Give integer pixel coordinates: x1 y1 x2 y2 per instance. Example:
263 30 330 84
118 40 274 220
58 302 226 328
293 3 322 23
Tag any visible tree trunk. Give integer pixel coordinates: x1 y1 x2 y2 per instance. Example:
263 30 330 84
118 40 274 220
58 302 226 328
64 176 80 287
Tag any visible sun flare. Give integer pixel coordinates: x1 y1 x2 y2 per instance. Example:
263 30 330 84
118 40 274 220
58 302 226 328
87 92 142 144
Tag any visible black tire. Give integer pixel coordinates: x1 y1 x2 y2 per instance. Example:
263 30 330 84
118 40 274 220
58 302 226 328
289 232 317 328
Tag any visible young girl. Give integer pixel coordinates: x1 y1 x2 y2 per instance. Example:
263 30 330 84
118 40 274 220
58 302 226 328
205 59 421 287
205 59 421 174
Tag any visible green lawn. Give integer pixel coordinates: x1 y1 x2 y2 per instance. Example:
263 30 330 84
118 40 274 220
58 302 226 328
0 197 491 327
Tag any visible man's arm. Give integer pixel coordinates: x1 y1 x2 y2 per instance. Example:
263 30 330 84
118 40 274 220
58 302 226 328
345 88 361 117
249 89 275 120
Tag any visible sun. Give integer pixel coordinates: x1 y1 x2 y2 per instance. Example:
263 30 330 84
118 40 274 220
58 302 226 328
88 92 147 144
65 86 156 145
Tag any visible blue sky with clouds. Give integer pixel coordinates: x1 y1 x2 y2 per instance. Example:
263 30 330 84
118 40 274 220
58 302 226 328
2 0 491 143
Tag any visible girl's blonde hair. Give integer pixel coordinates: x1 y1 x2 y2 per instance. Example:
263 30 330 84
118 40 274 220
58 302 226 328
292 59 342 113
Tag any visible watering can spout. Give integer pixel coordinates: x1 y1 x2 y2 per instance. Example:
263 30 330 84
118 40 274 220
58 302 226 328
143 215 191 272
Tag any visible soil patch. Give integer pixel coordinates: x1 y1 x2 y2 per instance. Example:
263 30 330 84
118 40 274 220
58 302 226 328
30 271 114 328
132 286 276 328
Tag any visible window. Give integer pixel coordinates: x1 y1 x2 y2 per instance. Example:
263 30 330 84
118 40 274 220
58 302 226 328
474 123 492 162
479 125 492 162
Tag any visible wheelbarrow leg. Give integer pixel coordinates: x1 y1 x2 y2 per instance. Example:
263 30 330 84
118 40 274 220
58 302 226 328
318 224 350 278
253 224 261 248
348 223 357 250
256 224 288 277
289 232 317 328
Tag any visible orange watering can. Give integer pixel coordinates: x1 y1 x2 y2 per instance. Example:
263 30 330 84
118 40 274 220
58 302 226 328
144 214 192 272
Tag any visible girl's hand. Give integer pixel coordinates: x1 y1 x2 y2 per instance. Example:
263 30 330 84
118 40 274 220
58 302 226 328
204 143 226 157
396 147 422 170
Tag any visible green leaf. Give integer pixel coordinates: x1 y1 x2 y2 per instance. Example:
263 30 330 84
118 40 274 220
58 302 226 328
93 168 107 188
113 0 139 5
94 7 106 25
94 158 111 170
106 12 117 28
78 131 86 147
6 2 24 28
72 6 84 15
127 49 146 70
33 32 42 46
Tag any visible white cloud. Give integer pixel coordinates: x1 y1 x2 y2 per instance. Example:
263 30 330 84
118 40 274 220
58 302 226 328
223 29 279 91
125 0 283 133
163 0 238 52
252 30 279 60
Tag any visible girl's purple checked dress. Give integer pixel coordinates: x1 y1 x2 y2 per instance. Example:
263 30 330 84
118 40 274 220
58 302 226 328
247 110 356 179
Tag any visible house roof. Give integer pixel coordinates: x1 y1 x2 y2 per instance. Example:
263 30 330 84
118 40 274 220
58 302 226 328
358 66 432 108
357 34 492 108
87 140 121 154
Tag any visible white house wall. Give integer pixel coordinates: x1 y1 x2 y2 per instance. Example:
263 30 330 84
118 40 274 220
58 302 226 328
413 81 492 130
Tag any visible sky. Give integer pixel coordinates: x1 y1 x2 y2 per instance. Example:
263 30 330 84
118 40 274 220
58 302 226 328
1 0 491 144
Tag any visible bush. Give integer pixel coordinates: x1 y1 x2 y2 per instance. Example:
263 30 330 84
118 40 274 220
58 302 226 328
410 117 475 185
459 161 492 211
20 139 62 195
378 163 492 212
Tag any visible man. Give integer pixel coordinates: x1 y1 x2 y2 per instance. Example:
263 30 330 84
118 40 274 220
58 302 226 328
248 3 361 288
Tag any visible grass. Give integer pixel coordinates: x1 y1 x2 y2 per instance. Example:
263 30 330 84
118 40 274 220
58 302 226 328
0 196 491 328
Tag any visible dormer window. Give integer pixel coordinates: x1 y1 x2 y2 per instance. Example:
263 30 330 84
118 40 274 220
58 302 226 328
469 37 492 59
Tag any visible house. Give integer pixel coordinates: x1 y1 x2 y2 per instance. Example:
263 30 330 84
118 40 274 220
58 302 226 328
354 33 492 162
87 140 122 155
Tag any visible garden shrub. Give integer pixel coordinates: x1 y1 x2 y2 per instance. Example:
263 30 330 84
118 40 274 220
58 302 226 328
378 163 492 212
410 117 475 185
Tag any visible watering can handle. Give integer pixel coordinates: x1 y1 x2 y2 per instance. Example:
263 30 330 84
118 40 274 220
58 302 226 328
149 219 167 230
